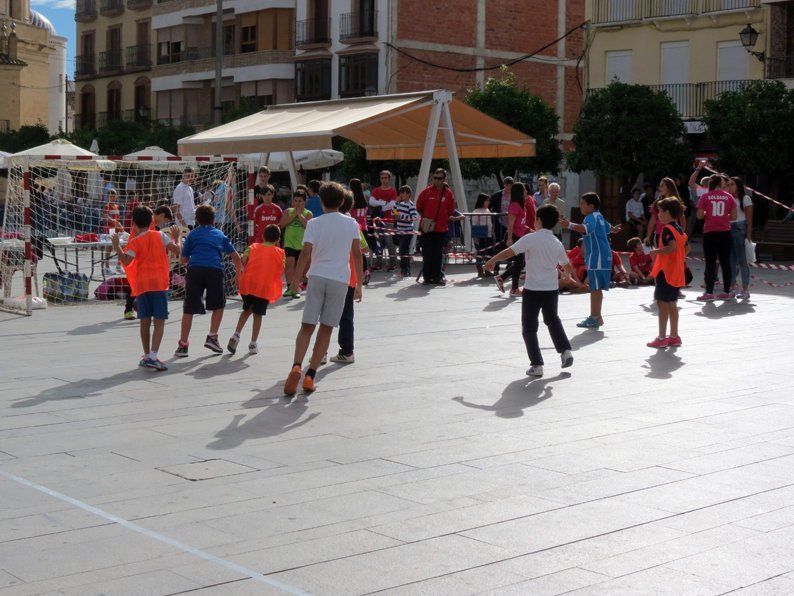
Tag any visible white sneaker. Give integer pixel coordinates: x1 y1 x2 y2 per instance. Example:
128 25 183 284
526 365 544 378
330 352 355 364
248 342 258 355
561 350 573 369
320 353 327 365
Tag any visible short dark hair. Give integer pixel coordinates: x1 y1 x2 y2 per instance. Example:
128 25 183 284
183 166 195 175
339 191 353 214
708 176 722 191
319 181 346 210
195 204 215 226
581 192 600 209
296 184 308 193
631 188 641 195
433 168 446 179
627 237 642 250
263 224 281 243
292 190 307 199
258 165 270 175
657 197 682 219
131 206 153 229
503 176 514 185
536 204 560 230
261 184 275 196
153 205 173 220
399 185 412 195
307 179 321 194
643 183 653 191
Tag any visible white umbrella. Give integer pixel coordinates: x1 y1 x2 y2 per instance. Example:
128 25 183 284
0 150 9 169
7 138 98 166
239 149 344 172
123 146 176 160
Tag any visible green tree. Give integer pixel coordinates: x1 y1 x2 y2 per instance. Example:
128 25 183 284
567 81 690 187
703 80 794 176
0 124 51 153
464 68 562 181
146 122 197 155
333 137 420 185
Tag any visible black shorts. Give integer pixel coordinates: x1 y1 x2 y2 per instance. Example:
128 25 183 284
284 247 301 259
654 271 680 302
241 294 269 316
184 266 225 314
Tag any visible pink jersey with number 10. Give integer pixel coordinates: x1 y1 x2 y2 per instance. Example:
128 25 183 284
698 190 734 233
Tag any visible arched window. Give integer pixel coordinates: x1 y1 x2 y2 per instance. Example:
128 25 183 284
106 80 122 124
133 76 151 122
79 85 96 129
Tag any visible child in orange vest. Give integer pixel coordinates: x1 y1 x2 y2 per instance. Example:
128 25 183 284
111 206 182 371
647 198 688 349
227 224 284 355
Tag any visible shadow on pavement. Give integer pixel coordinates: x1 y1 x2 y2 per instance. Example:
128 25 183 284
694 300 756 319
642 349 684 379
385 283 432 302
206 383 320 450
570 330 605 348
453 372 571 419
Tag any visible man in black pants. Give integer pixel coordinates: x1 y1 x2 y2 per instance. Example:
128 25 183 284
416 169 456 285
485 204 574 378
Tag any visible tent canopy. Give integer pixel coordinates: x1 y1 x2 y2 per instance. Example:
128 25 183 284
178 90 535 160
7 139 98 167
123 146 175 160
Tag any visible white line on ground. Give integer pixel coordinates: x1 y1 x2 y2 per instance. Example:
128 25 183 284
0 469 309 595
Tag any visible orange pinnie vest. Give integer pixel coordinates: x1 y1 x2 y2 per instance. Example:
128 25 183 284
239 243 284 302
124 230 170 294
651 224 687 287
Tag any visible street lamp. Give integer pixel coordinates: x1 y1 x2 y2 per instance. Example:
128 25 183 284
739 24 765 63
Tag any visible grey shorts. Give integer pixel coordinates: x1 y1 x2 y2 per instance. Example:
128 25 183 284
301 275 350 327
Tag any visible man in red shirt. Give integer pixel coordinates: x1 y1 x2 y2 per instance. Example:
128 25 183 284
416 168 456 285
253 184 283 243
370 170 399 271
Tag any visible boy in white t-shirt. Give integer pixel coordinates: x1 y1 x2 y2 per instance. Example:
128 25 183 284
485 204 574 378
284 182 364 396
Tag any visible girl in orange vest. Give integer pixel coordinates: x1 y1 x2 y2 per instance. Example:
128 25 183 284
647 198 688 349
111 206 182 371
227 224 284 355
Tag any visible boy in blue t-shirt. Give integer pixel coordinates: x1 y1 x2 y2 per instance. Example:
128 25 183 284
175 205 242 357
561 193 618 329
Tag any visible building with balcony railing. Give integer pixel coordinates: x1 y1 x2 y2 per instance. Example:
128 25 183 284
590 0 760 25
99 0 124 18
75 0 97 22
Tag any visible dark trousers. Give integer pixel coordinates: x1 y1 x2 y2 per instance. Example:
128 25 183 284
398 234 413 276
124 292 135 313
422 231 445 283
337 285 355 355
703 230 732 294
522 289 571 366
501 253 525 291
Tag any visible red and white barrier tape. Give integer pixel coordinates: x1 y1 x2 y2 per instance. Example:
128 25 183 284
702 165 793 213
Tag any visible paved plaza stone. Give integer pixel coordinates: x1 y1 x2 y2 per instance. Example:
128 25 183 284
1 262 794 595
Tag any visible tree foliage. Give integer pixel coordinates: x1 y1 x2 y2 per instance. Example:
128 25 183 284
567 81 690 182
464 68 562 179
0 124 51 154
333 137 420 185
703 80 794 176
61 120 196 156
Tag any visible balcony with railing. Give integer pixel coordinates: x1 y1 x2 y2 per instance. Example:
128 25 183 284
97 112 122 128
591 0 760 24
99 0 124 17
75 56 96 80
126 44 152 70
587 80 750 120
74 0 97 22
98 50 123 73
154 46 292 77
340 10 377 42
0 120 10 134
767 55 794 80
296 18 331 48
124 107 151 123
127 0 151 9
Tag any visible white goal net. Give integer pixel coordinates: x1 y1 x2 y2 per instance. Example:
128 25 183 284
0 156 251 315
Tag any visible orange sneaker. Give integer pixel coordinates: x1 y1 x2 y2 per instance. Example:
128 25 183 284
283 365 302 396
302 374 316 393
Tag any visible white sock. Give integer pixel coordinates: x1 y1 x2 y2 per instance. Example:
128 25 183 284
148 351 157 360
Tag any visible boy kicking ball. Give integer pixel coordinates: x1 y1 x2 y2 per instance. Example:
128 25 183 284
112 206 182 371
485 204 574 378
227 224 284 356
283 182 364 396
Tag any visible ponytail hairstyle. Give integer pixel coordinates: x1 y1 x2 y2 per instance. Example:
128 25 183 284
509 182 525 207
349 178 368 210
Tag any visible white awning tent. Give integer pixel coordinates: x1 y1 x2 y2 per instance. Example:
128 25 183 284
178 90 535 215
123 146 175 160
6 139 99 167
0 151 9 169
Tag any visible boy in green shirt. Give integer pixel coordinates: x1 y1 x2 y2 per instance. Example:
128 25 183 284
280 190 313 298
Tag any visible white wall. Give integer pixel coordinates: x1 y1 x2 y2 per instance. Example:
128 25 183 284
48 36 67 134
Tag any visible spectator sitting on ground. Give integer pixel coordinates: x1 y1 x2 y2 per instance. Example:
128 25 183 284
558 267 588 293
627 237 654 285
567 239 587 282
611 250 630 286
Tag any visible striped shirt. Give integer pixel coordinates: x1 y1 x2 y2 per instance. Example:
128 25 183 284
394 200 418 232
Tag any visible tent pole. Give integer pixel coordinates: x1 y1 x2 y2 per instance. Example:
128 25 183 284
417 95 443 192
286 151 299 191
440 98 470 249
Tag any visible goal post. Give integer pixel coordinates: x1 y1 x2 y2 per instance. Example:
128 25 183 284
0 155 249 315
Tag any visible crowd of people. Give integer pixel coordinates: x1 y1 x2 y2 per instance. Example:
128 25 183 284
109 157 758 388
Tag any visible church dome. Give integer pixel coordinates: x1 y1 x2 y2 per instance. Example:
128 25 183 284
29 10 57 35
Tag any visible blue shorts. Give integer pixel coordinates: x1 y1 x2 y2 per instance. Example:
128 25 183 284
137 291 169 320
587 270 611 292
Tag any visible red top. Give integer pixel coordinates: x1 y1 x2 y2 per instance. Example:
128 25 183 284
416 184 455 233
253 203 283 243
629 252 652 274
104 202 122 233
371 186 398 221
698 190 734 233
524 197 536 232
567 247 585 269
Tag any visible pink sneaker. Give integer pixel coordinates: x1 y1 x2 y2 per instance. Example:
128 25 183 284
717 292 734 301
664 335 682 348
696 293 716 302
647 336 667 348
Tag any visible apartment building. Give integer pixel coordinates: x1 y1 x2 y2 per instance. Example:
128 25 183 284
74 0 153 130
585 0 792 138
151 0 294 127
294 0 585 146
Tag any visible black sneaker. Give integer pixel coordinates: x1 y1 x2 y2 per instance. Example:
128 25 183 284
174 342 189 358
227 334 239 354
205 335 223 354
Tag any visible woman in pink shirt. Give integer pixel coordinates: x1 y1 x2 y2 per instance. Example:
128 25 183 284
696 176 737 301
495 182 527 296
646 178 686 247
